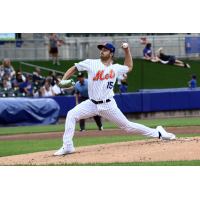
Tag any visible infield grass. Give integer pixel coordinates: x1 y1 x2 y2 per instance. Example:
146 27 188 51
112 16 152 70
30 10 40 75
6 160 200 166
29 160 200 166
0 135 147 157
0 134 199 158
1 117 200 135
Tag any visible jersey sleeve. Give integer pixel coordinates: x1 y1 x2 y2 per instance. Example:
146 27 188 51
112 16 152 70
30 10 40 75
115 64 129 77
75 59 91 72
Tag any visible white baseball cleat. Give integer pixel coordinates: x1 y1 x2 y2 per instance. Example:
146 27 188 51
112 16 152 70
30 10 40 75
156 126 176 141
54 146 75 156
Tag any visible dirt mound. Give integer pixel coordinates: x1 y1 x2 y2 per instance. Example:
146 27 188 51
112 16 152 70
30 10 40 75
0 137 200 165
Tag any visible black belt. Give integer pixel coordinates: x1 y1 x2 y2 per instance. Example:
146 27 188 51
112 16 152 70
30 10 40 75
80 96 89 100
91 99 111 104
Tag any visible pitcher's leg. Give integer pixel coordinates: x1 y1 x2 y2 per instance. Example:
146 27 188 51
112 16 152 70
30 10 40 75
79 119 85 130
63 100 97 149
98 101 158 138
93 115 102 129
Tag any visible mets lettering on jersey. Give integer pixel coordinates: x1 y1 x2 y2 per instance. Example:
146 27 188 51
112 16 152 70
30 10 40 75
75 59 129 101
93 70 115 81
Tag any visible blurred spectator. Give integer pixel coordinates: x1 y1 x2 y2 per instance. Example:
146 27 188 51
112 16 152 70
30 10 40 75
188 74 197 89
117 74 127 89
52 78 62 95
45 76 53 87
155 47 190 68
42 81 55 97
143 43 155 61
49 33 60 66
49 71 56 86
33 68 45 83
20 74 34 94
13 72 23 88
56 72 63 80
35 81 56 97
0 66 3 75
0 59 16 76
3 73 12 90
34 87 44 97
119 80 128 93
16 69 25 82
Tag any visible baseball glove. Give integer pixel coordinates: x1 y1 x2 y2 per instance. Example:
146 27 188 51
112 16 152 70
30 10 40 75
59 79 75 88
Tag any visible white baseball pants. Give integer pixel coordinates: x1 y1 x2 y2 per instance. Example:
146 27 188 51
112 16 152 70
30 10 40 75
63 98 159 148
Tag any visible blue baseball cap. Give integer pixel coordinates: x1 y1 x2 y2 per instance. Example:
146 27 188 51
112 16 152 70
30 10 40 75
97 42 115 54
25 74 30 78
190 74 196 79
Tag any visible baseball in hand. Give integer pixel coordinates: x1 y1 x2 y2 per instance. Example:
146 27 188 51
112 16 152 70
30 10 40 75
122 43 128 48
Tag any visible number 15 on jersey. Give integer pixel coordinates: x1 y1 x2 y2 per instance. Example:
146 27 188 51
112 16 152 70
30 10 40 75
107 82 114 89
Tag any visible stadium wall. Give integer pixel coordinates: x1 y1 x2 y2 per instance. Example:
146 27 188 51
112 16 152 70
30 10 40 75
1 90 200 126
50 90 200 119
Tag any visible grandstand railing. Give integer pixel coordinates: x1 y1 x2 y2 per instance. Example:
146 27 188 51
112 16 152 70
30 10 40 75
20 62 77 78
0 38 78 61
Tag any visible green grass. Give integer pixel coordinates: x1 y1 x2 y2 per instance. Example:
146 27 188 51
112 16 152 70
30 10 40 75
1 117 200 135
13 160 200 166
10 59 200 93
0 135 147 157
0 134 200 158
48 160 200 166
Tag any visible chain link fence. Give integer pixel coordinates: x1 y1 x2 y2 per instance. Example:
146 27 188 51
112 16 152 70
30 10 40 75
0 35 199 61
0 38 78 61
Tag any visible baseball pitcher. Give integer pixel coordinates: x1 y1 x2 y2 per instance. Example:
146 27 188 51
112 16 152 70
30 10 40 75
54 42 175 156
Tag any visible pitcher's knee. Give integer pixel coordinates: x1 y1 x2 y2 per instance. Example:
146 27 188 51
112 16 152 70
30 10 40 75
120 122 134 132
121 126 132 132
67 110 80 122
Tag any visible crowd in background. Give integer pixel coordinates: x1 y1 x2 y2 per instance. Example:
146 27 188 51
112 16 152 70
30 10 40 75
2 55 196 97
0 58 130 99
0 58 75 97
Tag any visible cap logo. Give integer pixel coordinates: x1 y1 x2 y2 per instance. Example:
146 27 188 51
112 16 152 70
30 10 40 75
79 73 81 75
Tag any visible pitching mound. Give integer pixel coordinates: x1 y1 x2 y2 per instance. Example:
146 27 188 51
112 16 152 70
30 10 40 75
0 137 200 165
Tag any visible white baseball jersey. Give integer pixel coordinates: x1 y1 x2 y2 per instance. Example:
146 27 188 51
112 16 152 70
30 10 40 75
61 59 160 150
75 59 129 101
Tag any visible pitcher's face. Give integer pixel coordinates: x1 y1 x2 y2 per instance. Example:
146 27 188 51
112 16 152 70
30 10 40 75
100 47 113 60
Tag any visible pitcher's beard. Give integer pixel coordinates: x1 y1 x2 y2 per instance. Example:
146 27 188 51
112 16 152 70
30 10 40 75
100 54 110 60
